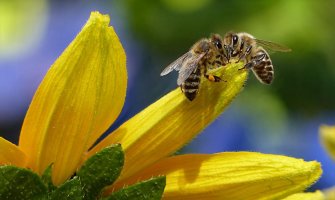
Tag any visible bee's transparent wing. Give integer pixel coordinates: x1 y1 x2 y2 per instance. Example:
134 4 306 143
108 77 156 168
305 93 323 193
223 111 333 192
254 39 291 52
177 53 205 85
160 52 193 76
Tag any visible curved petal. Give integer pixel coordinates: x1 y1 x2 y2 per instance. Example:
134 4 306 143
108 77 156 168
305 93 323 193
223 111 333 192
111 152 322 200
319 125 335 161
18 12 127 185
323 186 335 200
282 191 325 200
88 62 248 181
0 137 27 167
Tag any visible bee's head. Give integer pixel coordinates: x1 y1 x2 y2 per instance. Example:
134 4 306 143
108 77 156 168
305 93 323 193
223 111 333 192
223 32 239 60
210 33 230 63
210 34 223 50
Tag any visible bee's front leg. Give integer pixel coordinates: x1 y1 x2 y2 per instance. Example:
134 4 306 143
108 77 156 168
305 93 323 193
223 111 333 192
236 46 252 64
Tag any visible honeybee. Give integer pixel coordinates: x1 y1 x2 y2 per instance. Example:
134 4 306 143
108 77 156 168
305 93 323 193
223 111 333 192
160 34 228 101
223 32 291 84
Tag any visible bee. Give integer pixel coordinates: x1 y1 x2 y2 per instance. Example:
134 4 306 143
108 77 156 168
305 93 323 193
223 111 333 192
160 34 228 101
223 32 291 84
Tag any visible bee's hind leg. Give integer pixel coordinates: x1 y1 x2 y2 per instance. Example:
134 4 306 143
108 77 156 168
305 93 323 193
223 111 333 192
203 65 226 82
205 74 226 82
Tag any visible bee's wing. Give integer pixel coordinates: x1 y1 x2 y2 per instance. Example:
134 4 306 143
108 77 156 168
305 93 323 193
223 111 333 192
254 39 291 52
160 52 193 76
177 52 206 85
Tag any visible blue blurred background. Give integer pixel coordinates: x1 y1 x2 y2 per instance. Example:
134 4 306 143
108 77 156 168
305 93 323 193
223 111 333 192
1 0 334 190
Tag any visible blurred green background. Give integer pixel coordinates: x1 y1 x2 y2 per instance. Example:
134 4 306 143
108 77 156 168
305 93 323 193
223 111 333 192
0 0 335 191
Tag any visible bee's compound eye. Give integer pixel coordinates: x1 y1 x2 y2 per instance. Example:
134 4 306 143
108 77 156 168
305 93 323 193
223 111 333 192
215 41 222 49
232 35 238 45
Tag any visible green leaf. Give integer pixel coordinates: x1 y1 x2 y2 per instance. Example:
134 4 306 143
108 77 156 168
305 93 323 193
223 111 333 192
41 164 57 192
0 165 47 200
49 177 83 200
106 176 166 200
77 144 124 200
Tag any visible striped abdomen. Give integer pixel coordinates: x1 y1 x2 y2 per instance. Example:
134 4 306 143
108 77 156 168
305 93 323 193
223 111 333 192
181 67 201 101
252 49 274 84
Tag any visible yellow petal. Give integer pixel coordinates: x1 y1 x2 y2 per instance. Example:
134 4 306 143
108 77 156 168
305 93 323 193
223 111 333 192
0 137 27 167
282 191 325 200
320 125 335 161
88 61 247 181
323 186 335 200
18 11 127 185
111 152 322 200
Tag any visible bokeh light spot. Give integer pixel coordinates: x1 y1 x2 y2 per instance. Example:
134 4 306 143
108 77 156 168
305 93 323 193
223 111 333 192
0 0 48 60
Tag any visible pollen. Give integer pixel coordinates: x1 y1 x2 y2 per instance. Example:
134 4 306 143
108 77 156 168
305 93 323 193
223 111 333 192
208 74 216 82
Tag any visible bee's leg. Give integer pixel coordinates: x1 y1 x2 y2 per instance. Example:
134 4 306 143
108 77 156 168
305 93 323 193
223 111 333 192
221 48 230 65
239 52 265 70
235 53 245 63
236 46 252 64
180 85 184 92
214 54 223 67
235 42 245 63
203 65 224 82
224 48 231 64
214 60 224 68
205 74 223 82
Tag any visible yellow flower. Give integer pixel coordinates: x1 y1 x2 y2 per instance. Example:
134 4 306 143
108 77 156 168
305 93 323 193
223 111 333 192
320 125 335 161
282 191 325 200
109 152 321 200
1 11 127 185
293 125 335 200
319 125 335 200
323 186 335 200
0 11 322 199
